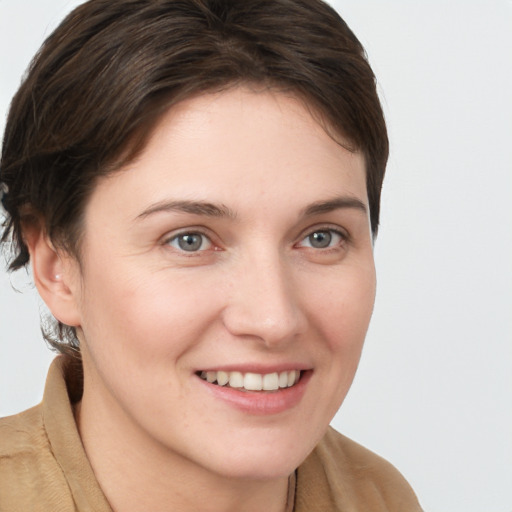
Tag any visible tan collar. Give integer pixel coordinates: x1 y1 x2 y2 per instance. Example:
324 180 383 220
42 357 113 511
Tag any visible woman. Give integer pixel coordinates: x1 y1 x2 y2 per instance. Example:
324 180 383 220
0 0 423 510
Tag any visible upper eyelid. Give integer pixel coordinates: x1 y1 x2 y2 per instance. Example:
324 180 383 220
297 224 350 242
161 226 215 243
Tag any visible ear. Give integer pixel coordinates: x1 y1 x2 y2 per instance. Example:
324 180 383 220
23 223 82 327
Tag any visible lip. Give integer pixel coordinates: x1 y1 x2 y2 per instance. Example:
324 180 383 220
197 363 310 374
197 369 312 415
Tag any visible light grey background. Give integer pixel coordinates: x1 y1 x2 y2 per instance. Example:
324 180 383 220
1 1 511 511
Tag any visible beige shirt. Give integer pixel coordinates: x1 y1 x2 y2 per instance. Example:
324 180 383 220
0 358 422 511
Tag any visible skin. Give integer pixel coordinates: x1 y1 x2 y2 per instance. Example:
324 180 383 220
30 87 376 512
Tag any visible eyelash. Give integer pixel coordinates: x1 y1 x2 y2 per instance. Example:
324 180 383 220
163 226 348 254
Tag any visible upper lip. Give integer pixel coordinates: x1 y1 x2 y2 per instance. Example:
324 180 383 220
195 364 312 374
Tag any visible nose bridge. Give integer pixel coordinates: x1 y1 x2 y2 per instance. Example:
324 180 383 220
222 245 304 346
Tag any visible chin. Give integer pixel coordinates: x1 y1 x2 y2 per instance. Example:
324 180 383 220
199 433 315 481
212 455 300 481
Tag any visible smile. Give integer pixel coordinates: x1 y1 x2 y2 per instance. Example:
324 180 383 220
198 370 301 391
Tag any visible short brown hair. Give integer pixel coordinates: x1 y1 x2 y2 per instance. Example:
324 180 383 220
1 0 388 357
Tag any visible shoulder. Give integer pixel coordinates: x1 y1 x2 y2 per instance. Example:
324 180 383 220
0 404 46 458
296 427 423 511
319 427 420 487
0 405 75 511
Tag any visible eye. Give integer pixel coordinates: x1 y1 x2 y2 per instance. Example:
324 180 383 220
167 232 212 252
298 229 345 249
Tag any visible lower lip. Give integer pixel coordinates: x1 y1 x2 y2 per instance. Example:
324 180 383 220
199 371 311 415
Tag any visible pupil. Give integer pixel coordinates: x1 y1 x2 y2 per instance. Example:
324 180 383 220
310 231 331 248
178 234 202 251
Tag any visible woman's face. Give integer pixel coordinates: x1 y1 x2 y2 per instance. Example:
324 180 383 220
68 87 376 480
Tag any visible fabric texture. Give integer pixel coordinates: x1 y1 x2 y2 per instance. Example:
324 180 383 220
0 358 422 511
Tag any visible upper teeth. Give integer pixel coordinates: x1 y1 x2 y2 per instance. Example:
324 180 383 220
200 370 301 391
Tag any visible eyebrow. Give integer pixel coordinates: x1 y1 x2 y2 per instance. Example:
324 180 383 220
136 200 237 220
302 196 368 217
136 195 367 222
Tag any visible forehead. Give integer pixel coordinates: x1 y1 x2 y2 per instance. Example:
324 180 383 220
85 87 368 224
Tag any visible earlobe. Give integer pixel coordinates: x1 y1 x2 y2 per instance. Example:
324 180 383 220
23 224 82 327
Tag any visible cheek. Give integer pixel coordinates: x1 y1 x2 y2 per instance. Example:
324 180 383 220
78 263 222 359
309 263 376 348
295 264 376 439
309 264 374 394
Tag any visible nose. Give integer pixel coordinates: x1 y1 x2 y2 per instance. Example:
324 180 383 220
221 250 306 347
